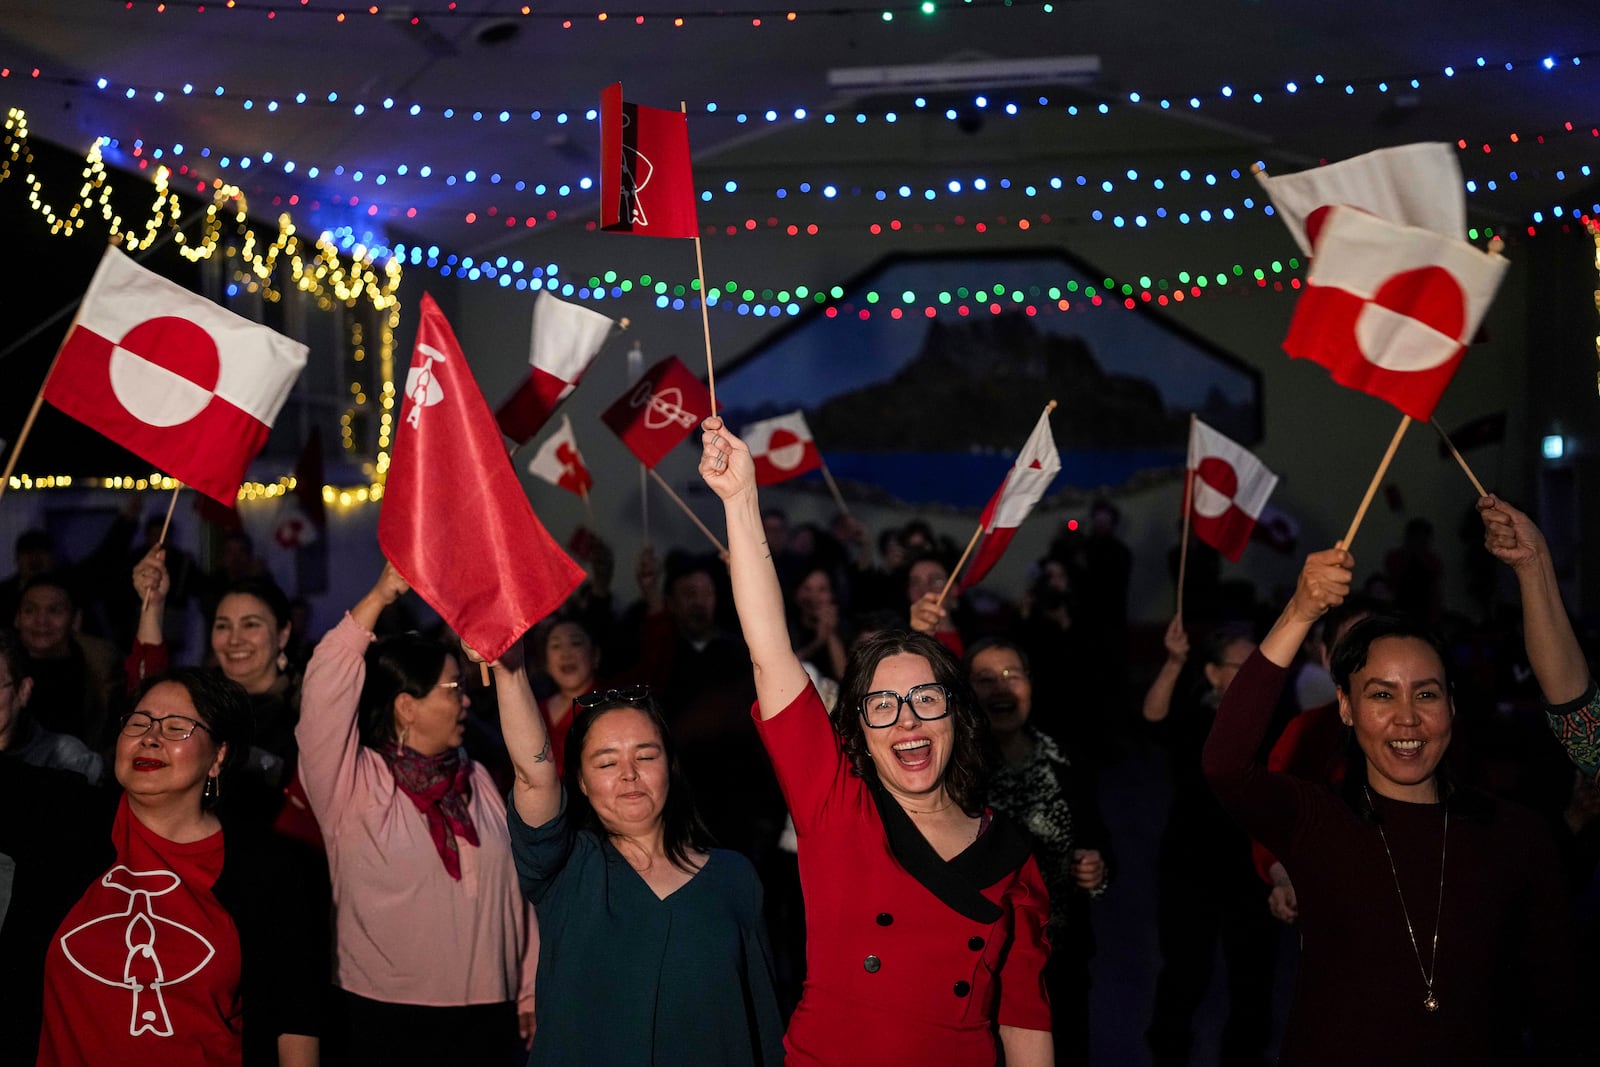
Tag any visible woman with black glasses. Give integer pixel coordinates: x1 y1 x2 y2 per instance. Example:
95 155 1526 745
36 668 324 1065
296 562 537 1065
699 417 1053 1067
502 681 785 1065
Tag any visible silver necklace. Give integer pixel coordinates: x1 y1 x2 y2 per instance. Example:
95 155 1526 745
1366 786 1448 1012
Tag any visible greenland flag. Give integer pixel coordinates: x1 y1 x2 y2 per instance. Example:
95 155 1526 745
495 291 616 446
744 410 823 486
1187 419 1279 562
1282 206 1507 422
527 414 594 497
1255 142 1465 257
959 405 1060 590
45 246 308 505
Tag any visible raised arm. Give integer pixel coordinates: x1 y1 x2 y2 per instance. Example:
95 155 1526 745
126 545 172 689
467 636 560 829
698 417 810 717
1141 615 1190 722
1479 495 1589 705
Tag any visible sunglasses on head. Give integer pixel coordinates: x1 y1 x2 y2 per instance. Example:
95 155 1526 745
573 686 652 712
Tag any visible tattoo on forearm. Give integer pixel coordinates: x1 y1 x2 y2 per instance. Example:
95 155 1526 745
531 738 553 764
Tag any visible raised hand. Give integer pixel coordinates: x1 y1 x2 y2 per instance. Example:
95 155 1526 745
698 416 757 501
1070 848 1107 891
1163 615 1190 664
1478 494 1548 572
132 544 170 603
1287 547 1354 625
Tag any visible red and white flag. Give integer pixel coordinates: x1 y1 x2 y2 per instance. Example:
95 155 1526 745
495 292 615 446
527 414 594 497
379 294 584 662
599 82 700 239
1186 418 1279 563
1282 206 1507 422
743 411 823 486
45 246 308 505
960 406 1061 590
1256 142 1465 257
599 354 712 469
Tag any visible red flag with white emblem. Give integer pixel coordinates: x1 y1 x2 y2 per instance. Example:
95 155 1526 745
44 246 308 505
599 354 712 469
380 294 584 661
1255 142 1464 258
1282 206 1507 422
743 410 823 486
1186 418 1279 562
959 404 1061 590
599 83 700 239
495 292 616 446
526 414 594 497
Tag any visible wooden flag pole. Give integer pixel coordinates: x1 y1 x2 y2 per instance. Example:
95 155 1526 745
0 348 67 505
682 101 717 416
1430 418 1489 497
140 484 185 615
626 340 651 547
578 483 596 528
646 466 727 555
935 524 985 610
1176 414 1196 619
1341 414 1412 551
819 461 851 518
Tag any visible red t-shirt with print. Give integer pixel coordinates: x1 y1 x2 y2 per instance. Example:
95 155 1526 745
38 795 242 1067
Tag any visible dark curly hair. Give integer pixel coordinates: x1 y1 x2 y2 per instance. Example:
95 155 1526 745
128 667 254 806
356 632 455 749
835 629 988 817
562 690 714 873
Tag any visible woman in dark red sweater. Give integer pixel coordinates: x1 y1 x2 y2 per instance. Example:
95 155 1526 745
1203 547 1581 1066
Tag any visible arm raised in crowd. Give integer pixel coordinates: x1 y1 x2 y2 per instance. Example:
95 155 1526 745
698 417 810 718
470 635 559 830
1478 494 1590 704
1140 615 1190 722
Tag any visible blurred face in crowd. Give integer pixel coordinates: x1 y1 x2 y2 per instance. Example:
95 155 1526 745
393 658 469 756
1203 638 1257 697
211 592 290 695
794 570 833 618
17 584 76 659
667 571 717 642
861 652 955 804
906 559 950 605
116 681 226 806
0 659 33 749
1340 636 1453 804
577 706 669 838
968 646 1031 740
545 621 600 698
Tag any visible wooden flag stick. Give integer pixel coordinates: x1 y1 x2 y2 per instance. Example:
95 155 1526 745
683 101 717 416
0 349 65 506
935 523 985 610
1430 418 1489 497
579 483 596 528
157 484 182 544
1341 414 1412 552
1176 414 1196 619
646 466 727 555
819 461 851 518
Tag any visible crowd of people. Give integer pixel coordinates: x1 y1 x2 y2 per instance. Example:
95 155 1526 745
1 444 1598 1065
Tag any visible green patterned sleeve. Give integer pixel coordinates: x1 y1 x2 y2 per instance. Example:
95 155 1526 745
1545 680 1600 778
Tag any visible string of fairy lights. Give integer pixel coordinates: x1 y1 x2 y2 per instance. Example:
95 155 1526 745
2 107 401 503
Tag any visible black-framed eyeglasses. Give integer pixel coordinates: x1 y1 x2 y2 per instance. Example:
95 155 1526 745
860 683 950 729
574 686 652 712
121 711 213 742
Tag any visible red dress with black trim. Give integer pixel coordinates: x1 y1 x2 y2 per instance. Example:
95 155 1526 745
753 684 1052 1066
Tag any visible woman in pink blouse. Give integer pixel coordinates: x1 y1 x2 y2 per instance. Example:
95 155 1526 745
296 562 537 1066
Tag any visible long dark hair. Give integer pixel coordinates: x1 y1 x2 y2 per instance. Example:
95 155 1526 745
129 667 254 802
561 691 714 873
213 574 292 629
356 632 454 749
837 629 988 817
1329 614 1484 820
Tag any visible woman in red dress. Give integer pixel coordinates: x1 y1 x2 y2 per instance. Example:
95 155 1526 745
700 416 1053 1067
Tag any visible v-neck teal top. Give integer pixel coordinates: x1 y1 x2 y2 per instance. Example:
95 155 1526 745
508 793 785 1066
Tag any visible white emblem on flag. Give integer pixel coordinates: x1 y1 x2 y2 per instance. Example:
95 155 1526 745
628 377 697 430
404 342 449 428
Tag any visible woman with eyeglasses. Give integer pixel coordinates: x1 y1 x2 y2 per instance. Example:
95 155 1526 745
37 668 324 1066
295 562 537 1065
501 661 784 1066
699 417 1053 1067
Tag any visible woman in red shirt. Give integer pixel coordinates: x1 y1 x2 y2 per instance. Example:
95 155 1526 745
700 417 1053 1067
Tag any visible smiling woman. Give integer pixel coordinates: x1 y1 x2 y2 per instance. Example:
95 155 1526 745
1202 548 1584 1065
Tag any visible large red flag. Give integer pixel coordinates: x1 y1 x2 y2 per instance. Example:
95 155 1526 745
495 291 615 446
960 406 1060 590
1186 418 1280 562
1282 206 1506 422
599 82 700 239
599 354 712 469
743 411 823 486
379 294 583 661
45 246 308 505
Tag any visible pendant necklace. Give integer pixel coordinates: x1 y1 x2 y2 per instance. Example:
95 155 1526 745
1366 786 1448 1012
